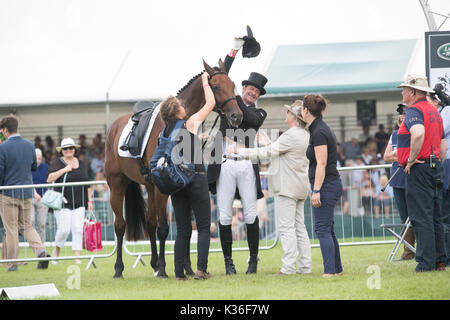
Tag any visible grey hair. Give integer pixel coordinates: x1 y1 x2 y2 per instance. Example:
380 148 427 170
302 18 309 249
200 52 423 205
35 148 43 157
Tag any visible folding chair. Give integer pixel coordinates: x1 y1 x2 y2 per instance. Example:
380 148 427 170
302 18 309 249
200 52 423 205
380 217 416 262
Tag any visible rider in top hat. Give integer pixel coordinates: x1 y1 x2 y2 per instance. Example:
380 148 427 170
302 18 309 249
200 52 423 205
207 28 267 275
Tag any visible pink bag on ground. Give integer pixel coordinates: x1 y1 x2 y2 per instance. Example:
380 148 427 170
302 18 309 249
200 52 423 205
83 212 103 252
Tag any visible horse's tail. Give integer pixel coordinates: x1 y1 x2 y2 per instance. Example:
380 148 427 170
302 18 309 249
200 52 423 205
124 181 148 241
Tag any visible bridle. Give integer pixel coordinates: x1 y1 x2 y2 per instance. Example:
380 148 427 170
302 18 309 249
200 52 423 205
208 71 237 116
201 71 238 149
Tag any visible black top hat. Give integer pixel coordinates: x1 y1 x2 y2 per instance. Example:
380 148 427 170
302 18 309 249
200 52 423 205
242 25 261 58
396 103 407 115
242 72 268 96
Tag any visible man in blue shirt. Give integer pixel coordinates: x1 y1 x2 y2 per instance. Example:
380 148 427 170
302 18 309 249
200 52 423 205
32 148 49 243
0 116 50 271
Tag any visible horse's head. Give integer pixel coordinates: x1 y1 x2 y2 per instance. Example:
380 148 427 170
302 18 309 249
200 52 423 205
203 60 243 128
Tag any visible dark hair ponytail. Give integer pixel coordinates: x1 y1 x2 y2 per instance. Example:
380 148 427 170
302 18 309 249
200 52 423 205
303 94 328 117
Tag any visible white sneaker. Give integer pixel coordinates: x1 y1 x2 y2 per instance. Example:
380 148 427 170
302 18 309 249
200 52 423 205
51 250 59 265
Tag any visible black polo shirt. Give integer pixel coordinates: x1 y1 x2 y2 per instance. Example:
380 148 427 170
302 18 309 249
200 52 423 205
306 115 340 185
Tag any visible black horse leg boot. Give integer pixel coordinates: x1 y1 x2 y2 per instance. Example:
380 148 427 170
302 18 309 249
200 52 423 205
219 223 236 275
246 217 260 274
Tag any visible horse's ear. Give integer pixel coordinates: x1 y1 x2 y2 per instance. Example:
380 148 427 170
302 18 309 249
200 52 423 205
218 58 226 73
203 59 215 76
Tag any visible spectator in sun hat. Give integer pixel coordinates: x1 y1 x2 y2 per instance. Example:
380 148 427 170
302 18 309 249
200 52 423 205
47 137 93 264
396 74 447 272
228 100 312 275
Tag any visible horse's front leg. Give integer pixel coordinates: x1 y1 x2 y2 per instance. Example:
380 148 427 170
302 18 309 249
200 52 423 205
145 186 165 278
146 205 159 275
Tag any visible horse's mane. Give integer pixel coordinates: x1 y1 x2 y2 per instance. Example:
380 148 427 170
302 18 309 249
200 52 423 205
176 67 220 97
176 72 202 97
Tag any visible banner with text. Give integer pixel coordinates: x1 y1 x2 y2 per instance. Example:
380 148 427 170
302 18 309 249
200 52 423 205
425 31 450 98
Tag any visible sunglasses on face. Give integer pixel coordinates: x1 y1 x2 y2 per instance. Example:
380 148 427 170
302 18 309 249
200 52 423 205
62 147 75 151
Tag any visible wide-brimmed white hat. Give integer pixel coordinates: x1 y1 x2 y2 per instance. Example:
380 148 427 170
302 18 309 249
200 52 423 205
56 137 80 152
397 74 434 93
283 100 306 124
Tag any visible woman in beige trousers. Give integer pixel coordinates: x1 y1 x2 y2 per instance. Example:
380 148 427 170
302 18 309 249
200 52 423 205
227 100 311 274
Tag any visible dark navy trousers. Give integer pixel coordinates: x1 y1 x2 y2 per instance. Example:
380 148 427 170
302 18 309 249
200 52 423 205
312 177 343 274
406 162 446 271
171 172 211 277
393 187 408 223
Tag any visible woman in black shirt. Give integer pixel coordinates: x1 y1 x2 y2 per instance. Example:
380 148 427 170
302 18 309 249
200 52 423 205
47 138 93 263
301 94 343 277
159 72 215 280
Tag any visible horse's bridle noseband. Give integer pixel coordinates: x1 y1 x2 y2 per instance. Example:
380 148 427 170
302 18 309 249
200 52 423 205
208 71 237 116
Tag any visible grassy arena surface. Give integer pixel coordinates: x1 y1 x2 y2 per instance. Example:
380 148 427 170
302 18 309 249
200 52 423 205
1 243 448 300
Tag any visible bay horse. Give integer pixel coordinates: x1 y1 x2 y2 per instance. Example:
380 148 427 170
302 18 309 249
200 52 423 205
104 59 243 278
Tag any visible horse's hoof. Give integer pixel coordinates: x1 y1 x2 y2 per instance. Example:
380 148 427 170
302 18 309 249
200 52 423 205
113 273 124 279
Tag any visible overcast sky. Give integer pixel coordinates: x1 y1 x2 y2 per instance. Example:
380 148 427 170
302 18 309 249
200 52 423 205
0 0 449 104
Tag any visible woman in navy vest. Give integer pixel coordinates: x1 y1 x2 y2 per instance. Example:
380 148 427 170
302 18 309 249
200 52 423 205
383 104 415 260
159 72 215 280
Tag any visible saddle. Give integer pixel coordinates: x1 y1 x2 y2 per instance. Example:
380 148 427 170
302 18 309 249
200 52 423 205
120 100 158 156
120 100 158 182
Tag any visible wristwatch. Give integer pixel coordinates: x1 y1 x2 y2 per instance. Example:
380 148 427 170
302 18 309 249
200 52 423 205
312 189 320 194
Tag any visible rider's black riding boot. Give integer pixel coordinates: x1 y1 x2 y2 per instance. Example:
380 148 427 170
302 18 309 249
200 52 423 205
246 217 260 274
219 223 236 275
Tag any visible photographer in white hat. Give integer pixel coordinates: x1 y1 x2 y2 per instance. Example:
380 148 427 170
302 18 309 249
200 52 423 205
47 137 93 263
396 74 447 272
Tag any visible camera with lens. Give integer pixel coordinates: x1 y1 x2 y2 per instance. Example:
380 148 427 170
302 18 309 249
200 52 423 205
433 83 450 107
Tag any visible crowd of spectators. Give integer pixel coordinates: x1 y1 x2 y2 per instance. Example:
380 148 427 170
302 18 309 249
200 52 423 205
337 124 393 218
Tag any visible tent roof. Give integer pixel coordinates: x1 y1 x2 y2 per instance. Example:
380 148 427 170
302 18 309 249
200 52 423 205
264 39 417 96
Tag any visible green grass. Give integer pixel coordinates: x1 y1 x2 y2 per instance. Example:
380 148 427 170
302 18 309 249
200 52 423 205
1 243 449 300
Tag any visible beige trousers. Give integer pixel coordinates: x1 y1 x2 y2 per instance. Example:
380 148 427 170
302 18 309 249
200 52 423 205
275 195 312 274
0 194 45 268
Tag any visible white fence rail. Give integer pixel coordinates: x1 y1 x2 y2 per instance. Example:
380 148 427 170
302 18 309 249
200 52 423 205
0 181 115 270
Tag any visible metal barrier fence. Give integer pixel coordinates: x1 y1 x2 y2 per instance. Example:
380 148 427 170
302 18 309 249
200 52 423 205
331 163 398 245
0 181 116 270
123 190 279 268
124 163 401 268
0 163 401 270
